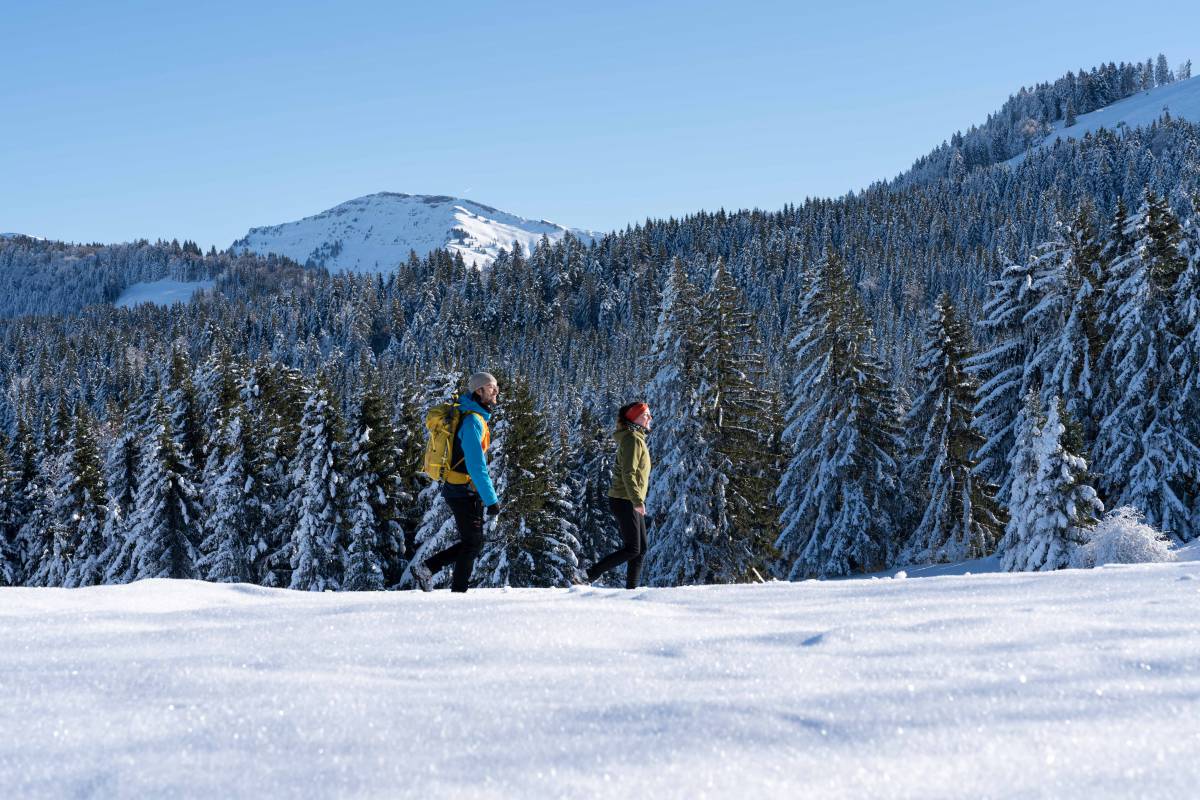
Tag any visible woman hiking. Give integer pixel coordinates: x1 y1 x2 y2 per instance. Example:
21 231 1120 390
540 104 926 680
579 401 653 589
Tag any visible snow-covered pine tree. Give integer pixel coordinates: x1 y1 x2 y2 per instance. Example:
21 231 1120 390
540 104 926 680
254 361 306 586
474 376 581 588
7 416 40 585
1093 190 1198 541
58 409 108 587
1093 196 1136 425
1001 393 1102 571
1171 197 1200 534
22 418 65 586
775 247 903 579
965 258 1039 505
0 434 22 586
341 377 404 590
691 258 779 582
165 346 204 477
129 398 202 580
643 257 726 586
100 417 142 583
1047 203 1106 444
343 425 385 591
900 294 1005 564
283 376 347 591
196 401 265 583
390 381 427 577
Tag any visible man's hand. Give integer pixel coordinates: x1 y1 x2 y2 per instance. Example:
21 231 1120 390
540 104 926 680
633 504 646 516
485 502 502 517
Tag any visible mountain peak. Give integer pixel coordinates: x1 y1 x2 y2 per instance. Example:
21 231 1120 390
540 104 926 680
231 193 595 273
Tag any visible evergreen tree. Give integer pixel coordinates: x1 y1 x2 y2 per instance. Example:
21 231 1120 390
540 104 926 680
0 436 22 586
130 399 202 580
58 410 108 587
391 382 428 570
1094 191 1198 541
1047 204 1106 443
343 426 386 591
197 402 265 583
165 346 205 475
643 257 726 585
283 378 346 591
901 295 1005 564
342 377 405 588
254 362 305 586
966 258 1039 504
1001 393 1102 571
1171 199 1200 533
775 248 903 579
100 420 141 584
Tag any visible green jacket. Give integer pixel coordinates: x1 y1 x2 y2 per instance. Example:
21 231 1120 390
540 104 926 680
608 427 651 505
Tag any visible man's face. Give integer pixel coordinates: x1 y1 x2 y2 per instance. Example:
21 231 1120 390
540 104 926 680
477 382 500 405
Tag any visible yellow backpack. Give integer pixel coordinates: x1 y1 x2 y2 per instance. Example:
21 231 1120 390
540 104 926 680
421 403 462 481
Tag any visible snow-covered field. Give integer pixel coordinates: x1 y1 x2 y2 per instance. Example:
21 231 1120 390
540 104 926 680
114 279 215 309
3 560 1199 799
1008 75 1200 167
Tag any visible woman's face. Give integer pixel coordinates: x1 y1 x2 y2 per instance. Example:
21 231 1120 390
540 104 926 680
634 407 652 430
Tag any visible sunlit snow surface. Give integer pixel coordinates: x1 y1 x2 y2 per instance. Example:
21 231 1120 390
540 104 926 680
114 279 215 308
1008 76 1200 167
232 192 596 273
2 561 1199 798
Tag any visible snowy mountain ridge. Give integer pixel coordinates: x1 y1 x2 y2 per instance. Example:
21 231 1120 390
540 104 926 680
1008 75 1200 167
231 192 597 273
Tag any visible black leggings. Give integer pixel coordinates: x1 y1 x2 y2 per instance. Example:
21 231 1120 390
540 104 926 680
425 495 484 592
588 497 647 589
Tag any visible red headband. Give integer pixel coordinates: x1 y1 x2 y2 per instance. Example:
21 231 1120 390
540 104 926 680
624 402 649 422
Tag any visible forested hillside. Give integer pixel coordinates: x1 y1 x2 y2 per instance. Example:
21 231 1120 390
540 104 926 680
1 60 1198 590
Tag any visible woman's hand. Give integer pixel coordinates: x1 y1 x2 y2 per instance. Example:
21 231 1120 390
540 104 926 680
634 504 646 516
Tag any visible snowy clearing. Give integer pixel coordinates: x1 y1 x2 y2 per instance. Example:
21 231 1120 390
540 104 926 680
1007 75 1200 167
114 279 215 309
2 562 1199 799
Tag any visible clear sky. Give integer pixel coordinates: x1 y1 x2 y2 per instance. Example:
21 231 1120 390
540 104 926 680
2 0 1196 250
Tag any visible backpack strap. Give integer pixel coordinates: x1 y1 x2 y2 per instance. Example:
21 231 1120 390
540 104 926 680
449 409 484 476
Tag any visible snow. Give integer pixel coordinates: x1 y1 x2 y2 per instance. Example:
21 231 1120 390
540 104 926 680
231 192 598 273
1008 76 1200 167
114 279 215 308
3 564 1199 798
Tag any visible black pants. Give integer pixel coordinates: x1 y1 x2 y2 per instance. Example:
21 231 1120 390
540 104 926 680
424 494 484 593
588 497 647 589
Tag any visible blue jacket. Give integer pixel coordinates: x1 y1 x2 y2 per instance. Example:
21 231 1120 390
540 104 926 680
443 394 499 506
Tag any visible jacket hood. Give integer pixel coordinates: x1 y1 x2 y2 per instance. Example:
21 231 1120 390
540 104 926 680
458 394 492 421
613 426 646 444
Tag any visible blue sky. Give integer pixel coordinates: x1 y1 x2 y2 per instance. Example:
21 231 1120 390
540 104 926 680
2 0 1196 250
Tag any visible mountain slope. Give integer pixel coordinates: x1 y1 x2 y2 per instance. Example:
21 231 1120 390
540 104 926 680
1008 75 1200 166
231 192 596 273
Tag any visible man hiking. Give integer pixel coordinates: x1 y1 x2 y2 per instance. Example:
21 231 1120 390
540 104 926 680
411 372 502 593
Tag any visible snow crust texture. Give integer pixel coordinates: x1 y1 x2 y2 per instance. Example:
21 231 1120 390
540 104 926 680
231 192 594 273
3 564 1199 798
